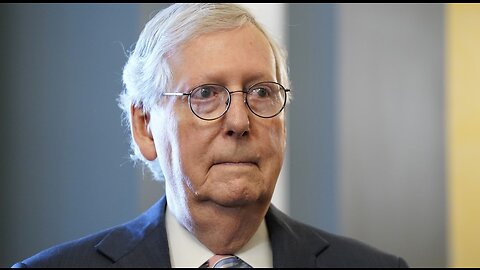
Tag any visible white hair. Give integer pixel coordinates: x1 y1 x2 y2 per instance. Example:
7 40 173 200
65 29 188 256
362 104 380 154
118 3 290 180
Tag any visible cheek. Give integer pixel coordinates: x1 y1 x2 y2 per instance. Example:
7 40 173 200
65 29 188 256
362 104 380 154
149 107 180 180
268 121 286 183
176 121 217 173
264 119 286 157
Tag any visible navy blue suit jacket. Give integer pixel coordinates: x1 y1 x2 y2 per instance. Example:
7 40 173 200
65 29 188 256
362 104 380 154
12 196 408 267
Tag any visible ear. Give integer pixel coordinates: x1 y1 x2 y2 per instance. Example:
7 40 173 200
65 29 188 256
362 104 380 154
131 104 157 161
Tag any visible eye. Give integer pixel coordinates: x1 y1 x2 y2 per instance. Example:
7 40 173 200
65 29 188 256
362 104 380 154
251 86 271 98
200 87 213 98
256 87 268 97
191 85 221 100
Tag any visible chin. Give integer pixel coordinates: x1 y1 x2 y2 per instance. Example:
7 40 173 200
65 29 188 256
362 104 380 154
212 196 256 208
193 172 273 207
209 188 270 208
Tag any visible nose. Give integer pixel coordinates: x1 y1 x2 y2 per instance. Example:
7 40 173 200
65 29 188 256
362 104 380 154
223 91 250 137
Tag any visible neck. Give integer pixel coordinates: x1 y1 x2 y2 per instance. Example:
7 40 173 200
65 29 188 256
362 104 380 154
203 202 268 254
176 200 268 254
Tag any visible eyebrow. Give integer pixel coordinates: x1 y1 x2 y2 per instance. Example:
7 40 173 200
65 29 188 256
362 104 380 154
187 73 275 89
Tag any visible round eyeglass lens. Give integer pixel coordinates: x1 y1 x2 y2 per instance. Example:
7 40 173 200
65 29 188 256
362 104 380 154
189 85 229 120
246 82 286 118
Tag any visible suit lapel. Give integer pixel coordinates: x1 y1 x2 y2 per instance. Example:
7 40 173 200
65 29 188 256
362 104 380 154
266 204 330 267
94 197 329 267
95 196 171 268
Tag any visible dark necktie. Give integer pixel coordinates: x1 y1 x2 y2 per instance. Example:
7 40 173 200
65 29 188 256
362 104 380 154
201 255 253 268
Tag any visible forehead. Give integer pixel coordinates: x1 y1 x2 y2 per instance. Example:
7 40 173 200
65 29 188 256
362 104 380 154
169 24 276 87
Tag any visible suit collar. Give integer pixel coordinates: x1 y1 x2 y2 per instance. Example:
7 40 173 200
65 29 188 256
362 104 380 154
95 196 171 268
94 196 330 268
266 204 330 267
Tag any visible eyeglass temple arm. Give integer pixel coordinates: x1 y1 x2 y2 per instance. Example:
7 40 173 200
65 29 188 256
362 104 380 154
163 92 189 96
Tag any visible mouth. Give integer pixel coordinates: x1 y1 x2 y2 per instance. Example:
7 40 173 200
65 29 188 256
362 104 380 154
214 161 257 165
212 159 259 167
214 162 257 167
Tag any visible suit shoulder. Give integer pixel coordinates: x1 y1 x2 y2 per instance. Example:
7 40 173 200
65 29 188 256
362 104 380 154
269 207 408 267
13 228 114 268
314 228 408 267
13 199 168 268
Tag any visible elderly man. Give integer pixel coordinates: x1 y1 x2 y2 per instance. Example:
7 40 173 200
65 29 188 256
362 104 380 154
13 3 408 268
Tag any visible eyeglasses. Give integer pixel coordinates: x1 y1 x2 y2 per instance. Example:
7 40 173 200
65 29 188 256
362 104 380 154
163 81 291 121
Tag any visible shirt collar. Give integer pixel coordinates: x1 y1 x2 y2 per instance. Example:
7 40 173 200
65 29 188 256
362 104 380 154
166 205 273 268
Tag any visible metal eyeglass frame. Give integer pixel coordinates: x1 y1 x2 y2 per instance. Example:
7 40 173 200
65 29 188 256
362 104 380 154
162 81 291 121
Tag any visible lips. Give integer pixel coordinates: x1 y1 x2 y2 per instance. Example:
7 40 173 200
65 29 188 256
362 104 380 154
214 162 257 167
212 158 259 167
214 161 257 166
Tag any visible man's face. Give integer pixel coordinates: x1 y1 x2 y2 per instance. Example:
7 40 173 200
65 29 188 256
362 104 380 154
149 24 286 215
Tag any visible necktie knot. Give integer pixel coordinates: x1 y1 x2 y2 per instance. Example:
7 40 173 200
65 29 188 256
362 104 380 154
202 254 252 268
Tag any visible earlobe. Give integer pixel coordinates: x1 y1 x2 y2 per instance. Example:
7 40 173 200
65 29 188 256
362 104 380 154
131 105 158 161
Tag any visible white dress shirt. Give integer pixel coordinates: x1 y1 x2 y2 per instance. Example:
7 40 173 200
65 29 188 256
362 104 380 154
166 205 273 268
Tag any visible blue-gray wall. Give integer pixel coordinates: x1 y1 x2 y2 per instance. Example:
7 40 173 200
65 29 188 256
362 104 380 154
288 4 339 234
0 4 142 267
